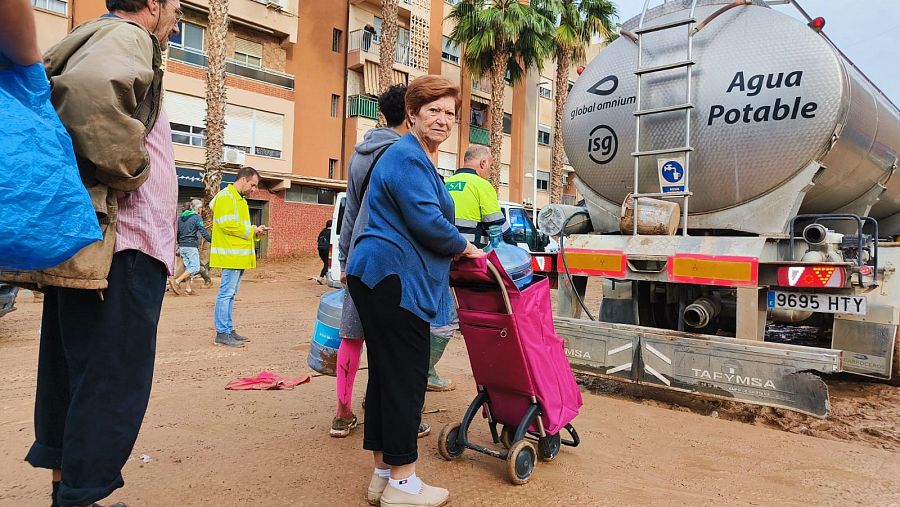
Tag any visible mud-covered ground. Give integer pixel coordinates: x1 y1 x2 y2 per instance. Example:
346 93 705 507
0 256 898 506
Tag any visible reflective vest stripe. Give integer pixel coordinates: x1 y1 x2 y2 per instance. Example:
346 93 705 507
211 247 256 255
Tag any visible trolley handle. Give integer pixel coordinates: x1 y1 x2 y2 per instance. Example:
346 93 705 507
450 259 514 316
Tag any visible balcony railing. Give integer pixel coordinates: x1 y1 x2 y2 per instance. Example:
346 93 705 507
348 29 412 66
348 95 379 120
469 126 489 145
167 46 295 90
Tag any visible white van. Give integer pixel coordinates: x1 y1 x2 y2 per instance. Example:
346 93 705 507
325 193 557 288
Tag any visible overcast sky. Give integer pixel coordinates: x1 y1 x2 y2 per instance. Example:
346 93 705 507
610 0 900 105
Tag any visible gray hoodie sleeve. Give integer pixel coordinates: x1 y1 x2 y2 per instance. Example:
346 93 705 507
338 154 364 272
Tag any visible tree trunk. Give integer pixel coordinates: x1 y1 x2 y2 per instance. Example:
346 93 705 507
377 0 399 126
487 50 507 190
203 0 229 209
550 46 570 205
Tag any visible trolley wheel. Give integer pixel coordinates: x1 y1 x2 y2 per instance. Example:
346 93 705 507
506 440 537 485
437 423 464 461
499 425 513 449
537 433 561 462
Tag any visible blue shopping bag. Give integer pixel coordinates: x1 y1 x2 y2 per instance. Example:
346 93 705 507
0 61 101 270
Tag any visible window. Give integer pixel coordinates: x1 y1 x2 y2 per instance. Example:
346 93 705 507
234 38 262 68
165 92 284 158
331 95 340 118
169 21 204 52
563 194 577 205
437 151 457 179
332 28 343 52
502 113 512 135
500 164 510 186
539 82 552 99
328 159 338 179
31 0 66 14
507 208 534 246
504 69 512 85
536 171 550 191
285 186 336 205
470 107 486 128
441 37 460 65
538 125 551 146
170 123 206 147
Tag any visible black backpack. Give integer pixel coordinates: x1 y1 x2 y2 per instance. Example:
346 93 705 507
317 228 330 249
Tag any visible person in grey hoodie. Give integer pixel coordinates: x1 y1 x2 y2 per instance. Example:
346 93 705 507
169 199 212 295
331 84 438 440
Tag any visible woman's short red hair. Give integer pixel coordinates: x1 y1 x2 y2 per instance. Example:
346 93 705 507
405 75 461 118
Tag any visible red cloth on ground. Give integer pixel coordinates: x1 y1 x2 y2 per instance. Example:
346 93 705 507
225 370 311 390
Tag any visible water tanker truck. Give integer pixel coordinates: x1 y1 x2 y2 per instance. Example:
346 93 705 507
539 0 900 416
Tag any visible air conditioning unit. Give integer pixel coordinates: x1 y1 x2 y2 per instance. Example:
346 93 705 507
223 147 246 167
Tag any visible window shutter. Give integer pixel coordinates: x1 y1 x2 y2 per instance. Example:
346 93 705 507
225 104 255 148
235 37 263 57
255 110 284 151
165 92 206 127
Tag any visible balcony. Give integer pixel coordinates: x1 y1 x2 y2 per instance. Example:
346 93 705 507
469 126 489 145
168 46 295 90
348 95 379 120
350 0 414 17
347 30 412 67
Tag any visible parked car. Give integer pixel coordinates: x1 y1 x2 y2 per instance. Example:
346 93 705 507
0 284 19 318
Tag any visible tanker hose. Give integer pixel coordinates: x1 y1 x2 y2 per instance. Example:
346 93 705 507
559 211 596 321
683 297 720 329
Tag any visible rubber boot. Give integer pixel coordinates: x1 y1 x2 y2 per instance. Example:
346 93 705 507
427 332 455 391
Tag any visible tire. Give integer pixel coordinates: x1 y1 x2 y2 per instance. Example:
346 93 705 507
537 433 561 462
499 424 513 449
506 440 537 485
437 423 464 461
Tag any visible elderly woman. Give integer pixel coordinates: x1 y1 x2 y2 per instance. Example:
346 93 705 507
346 75 482 507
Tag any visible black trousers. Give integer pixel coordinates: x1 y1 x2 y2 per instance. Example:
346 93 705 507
318 248 329 278
25 250 166 507
347 275 429 466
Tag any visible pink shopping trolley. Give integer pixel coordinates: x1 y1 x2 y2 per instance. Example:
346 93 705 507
437 252 582 485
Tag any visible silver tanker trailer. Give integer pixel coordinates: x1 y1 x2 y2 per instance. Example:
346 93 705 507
540 0 900 416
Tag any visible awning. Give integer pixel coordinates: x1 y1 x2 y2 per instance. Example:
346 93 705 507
364 61 409 95
471 94 490 105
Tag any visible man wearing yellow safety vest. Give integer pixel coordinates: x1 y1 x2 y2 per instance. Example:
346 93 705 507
210 166 268 347
444 144 514 248
428 145 515 391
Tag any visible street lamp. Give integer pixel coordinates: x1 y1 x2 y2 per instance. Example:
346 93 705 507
531 80 551 224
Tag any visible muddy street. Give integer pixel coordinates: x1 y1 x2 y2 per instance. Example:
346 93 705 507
1 256 898 506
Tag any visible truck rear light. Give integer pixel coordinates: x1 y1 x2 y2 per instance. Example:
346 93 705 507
776 265 844 288
808 16 826 32
858 265 874 276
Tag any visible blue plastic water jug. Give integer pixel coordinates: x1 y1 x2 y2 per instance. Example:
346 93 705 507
307 289 344 376
483 225 533 289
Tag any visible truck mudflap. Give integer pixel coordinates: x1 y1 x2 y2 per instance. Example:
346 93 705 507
556 318 842 418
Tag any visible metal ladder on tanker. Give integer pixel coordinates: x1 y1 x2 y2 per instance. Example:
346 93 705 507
631 0 700 236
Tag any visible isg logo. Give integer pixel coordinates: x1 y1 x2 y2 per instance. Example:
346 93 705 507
588 125 617 164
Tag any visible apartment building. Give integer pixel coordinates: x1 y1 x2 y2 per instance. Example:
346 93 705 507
30 0 586 257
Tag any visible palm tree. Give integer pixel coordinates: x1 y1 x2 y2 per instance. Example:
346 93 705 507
202 0 230 206
379 0 400 92
449 0 555 189
544 0 616 203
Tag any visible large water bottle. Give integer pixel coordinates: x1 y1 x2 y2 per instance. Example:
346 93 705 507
483 225 533 289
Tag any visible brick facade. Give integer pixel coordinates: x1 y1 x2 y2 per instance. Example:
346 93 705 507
167 60 295 101
246 187 334 257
